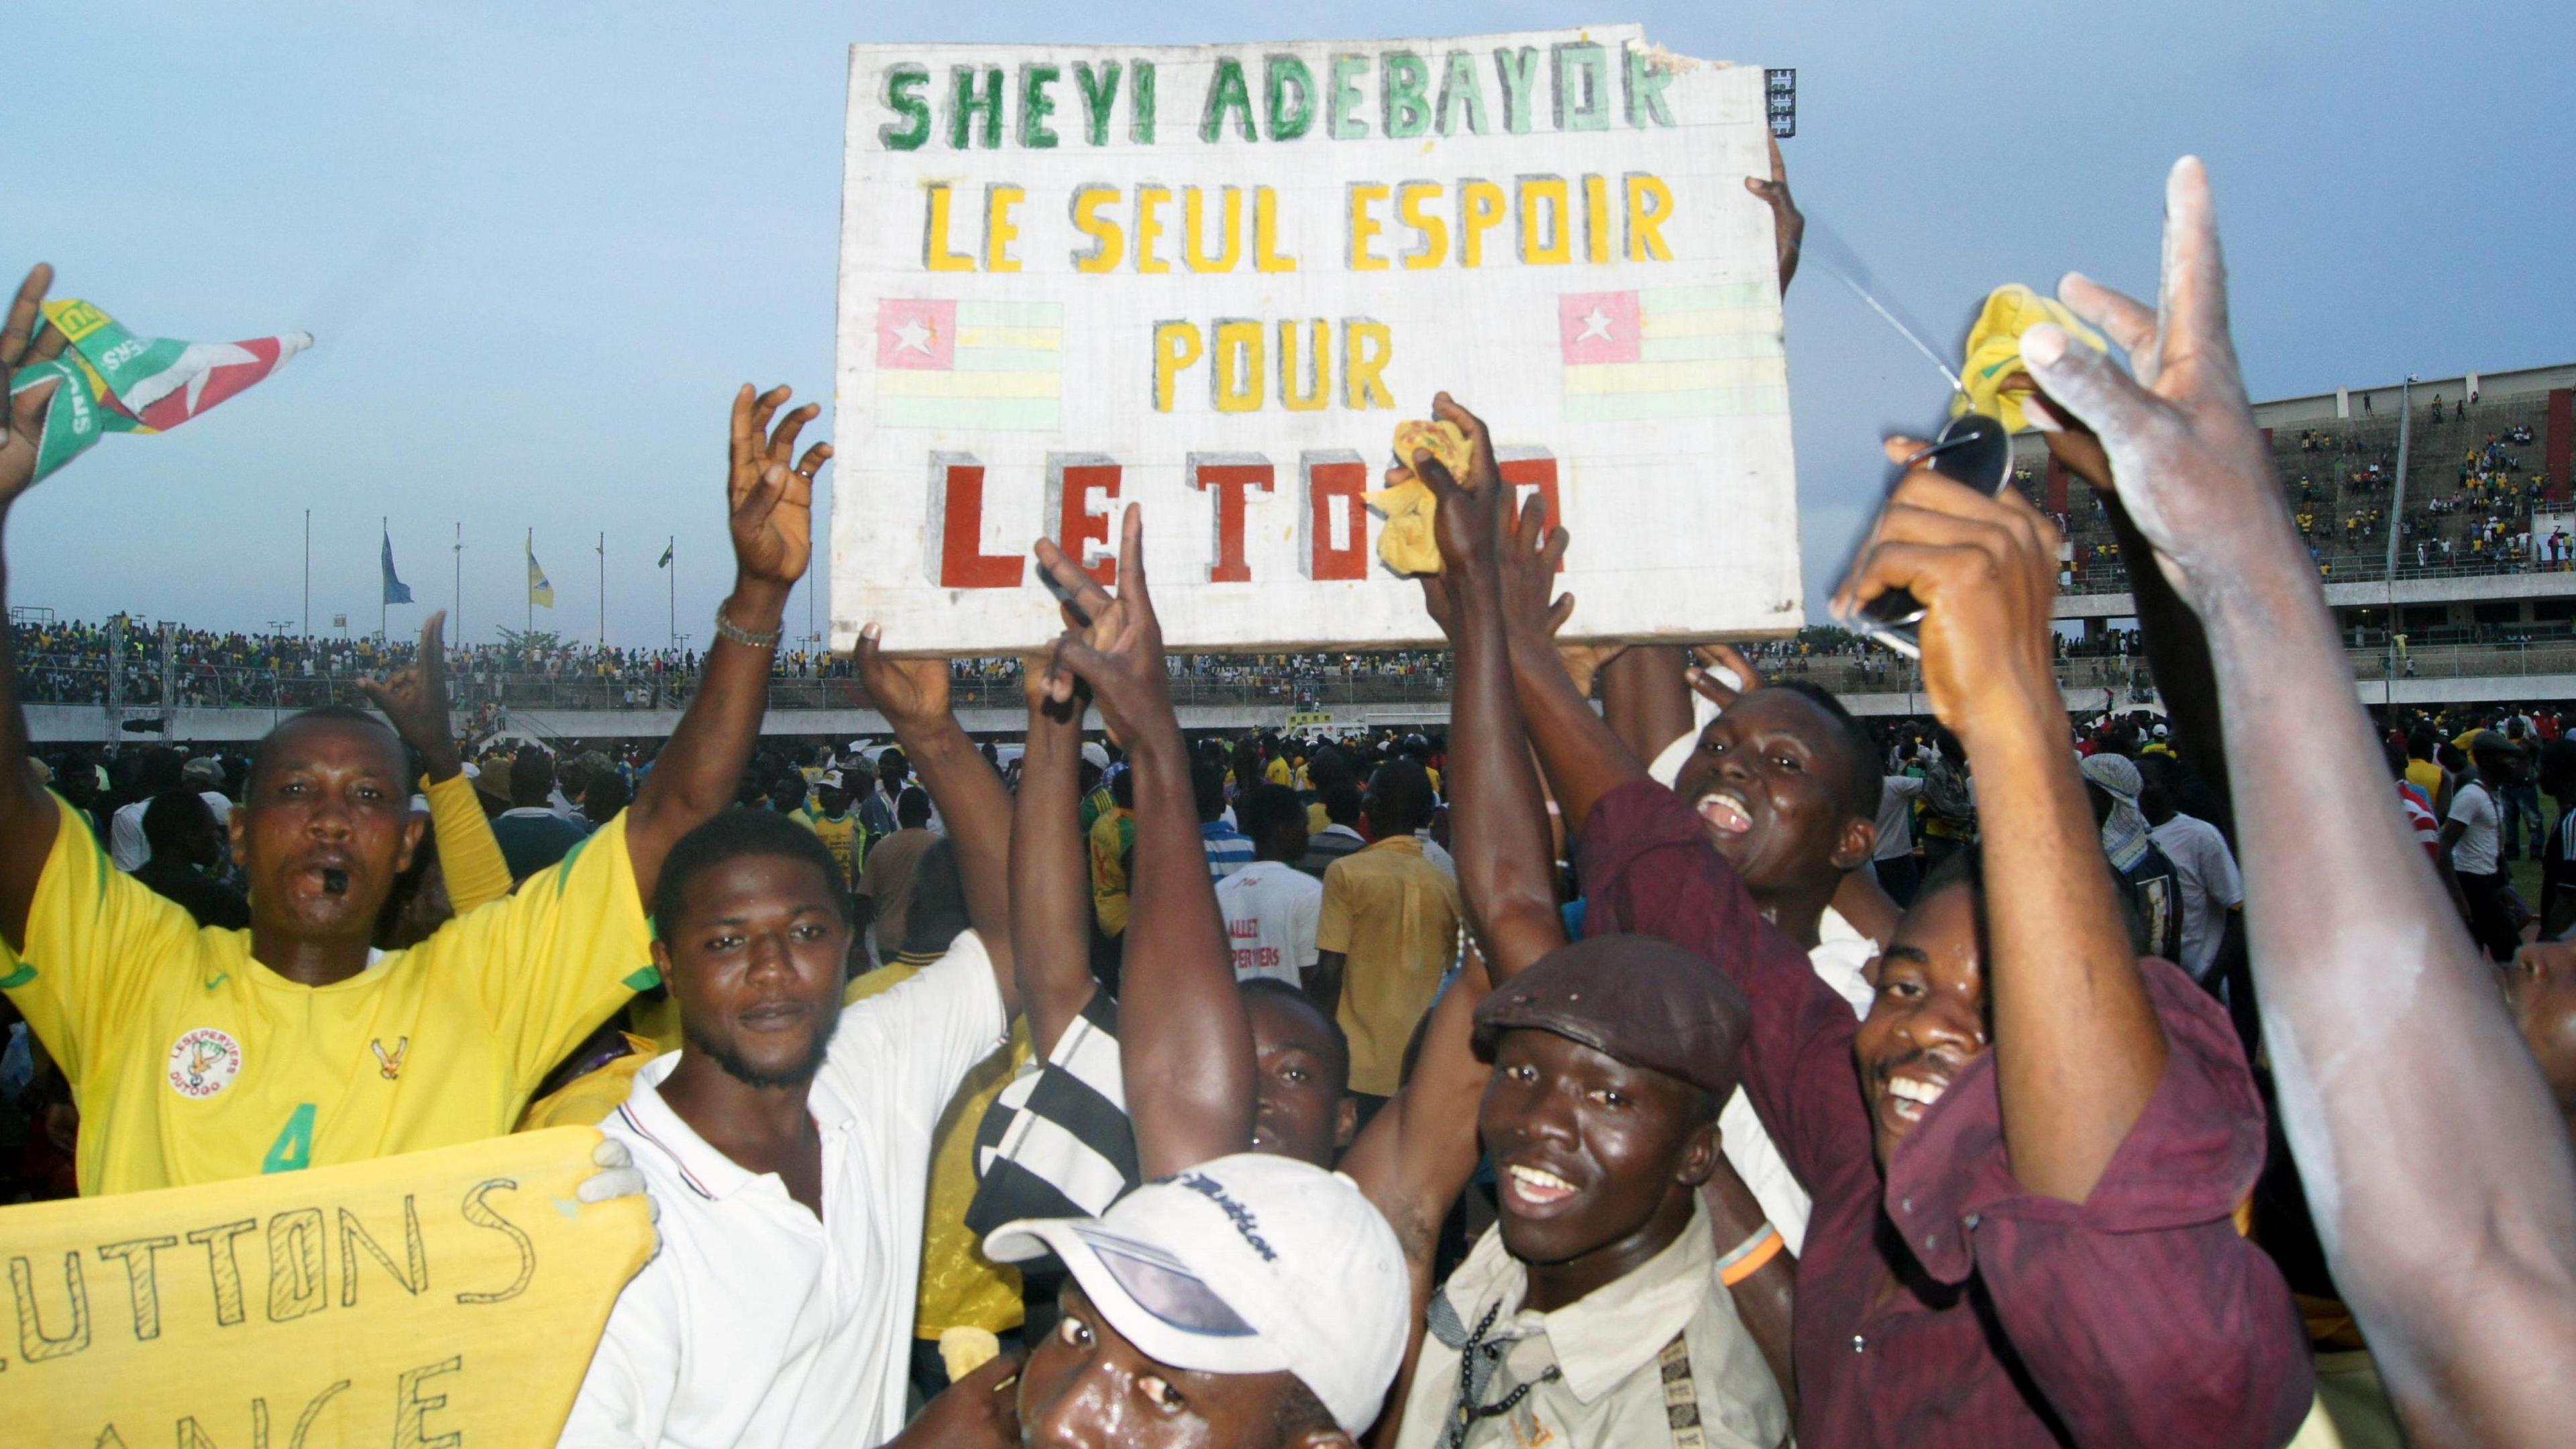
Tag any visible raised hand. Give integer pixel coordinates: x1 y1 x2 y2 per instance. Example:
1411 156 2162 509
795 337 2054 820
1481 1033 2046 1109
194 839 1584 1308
1746 135 1804 294
727 383 830 590
358 611 461 779
0 264 66 511
2017 158 2290 608
1032 504 1173 744
1685 643 1767 710
1831 448 2063 745
853 624 952 732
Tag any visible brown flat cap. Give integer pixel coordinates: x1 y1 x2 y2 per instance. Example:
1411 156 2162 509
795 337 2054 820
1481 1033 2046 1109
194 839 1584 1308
1472 935 1752 1100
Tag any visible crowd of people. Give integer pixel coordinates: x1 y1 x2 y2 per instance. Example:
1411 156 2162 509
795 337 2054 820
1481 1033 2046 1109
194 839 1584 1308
5 157 2575 1449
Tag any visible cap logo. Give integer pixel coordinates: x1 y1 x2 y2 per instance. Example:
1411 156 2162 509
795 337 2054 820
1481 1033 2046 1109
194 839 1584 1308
1169 1171 1277 1262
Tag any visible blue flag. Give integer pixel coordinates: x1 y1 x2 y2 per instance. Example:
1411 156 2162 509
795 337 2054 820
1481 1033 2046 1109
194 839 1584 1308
381 529 413 605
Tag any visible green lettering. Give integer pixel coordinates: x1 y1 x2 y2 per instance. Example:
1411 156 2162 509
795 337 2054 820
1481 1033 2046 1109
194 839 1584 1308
1623 42 1676 127
1263 54 1313 140
1493 47 1539 134
1199 56 1256 143
1132 61 1157 144
1381 51 1430 138
1018 63 1061 148
949 65 1003 150
877 65 931 151
1552 42 1610 131
1434 50 1487 135
1075 60 1121 146
1327 53 1368 139
261 1102 316 1175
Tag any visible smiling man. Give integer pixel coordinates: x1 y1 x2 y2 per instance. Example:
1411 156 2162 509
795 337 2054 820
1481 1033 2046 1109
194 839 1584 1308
0 319 827 1194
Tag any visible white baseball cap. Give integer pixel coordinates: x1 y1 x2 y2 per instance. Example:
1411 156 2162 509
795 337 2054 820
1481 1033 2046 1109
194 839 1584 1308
984 1153 1408 1434
1080 741 1113 771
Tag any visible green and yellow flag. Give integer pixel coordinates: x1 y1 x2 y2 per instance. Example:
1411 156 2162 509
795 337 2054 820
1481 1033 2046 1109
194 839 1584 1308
527 536 555 609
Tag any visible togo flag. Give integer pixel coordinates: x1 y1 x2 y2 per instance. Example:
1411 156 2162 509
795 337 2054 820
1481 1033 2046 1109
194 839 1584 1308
6 298 312 482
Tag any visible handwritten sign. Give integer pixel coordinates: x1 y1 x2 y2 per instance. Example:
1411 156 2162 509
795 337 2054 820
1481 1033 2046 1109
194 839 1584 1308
0 1128 652 1448
830 25 1803 653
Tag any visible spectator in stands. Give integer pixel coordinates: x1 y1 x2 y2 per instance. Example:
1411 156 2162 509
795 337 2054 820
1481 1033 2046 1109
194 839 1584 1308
1194 753 1255 881
1215 784 1321 989
106 746 186 871
1313 758 1460 1121
855 785 936 969
1299 779 1366 880
129 790 250 930
492 745 590 881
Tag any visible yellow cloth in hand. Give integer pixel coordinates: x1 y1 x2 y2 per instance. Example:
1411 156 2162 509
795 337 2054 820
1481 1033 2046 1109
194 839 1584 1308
940 1326 1002 1380
1951 284 2111 432
1367 420 1474 576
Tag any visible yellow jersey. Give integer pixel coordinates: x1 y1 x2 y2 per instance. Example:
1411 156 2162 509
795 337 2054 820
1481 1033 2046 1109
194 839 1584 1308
1 796 656 1195
806 810 863 889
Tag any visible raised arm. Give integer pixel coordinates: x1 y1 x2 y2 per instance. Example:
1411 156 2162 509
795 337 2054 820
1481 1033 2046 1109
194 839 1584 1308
361 611 509 914
0 264 67 949
1486 486 1652 833
1006 656 1097 1057
1410 392 1562 983
623 384 828 904
2025 158 2576 1444
1035 506 1253 1174
854 627 1018 1014
1835 454 2164 1204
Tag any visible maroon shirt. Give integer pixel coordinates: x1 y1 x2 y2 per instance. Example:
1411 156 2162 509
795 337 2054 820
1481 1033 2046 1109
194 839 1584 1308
1581 780 2312 1447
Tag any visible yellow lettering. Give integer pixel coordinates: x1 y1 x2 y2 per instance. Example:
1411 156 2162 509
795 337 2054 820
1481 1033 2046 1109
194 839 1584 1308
924 184 975 272
983 184 1024 272
1518 176 1570 265
1343 319 1393 409
1252 187 1298 272
1346 182 1390 271
1582 174 1611 264
1153 322 1203 412
1625 173 1674 262
1184 186 1243 273
1070 186 1124 273
1456 180 1505 268
1279 320 1329 411
1395 182 1447 270
1212 319 1265 412
1135 185 1173 274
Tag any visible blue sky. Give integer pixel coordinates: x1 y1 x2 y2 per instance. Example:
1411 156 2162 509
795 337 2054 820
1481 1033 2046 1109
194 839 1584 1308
7 2 2570 650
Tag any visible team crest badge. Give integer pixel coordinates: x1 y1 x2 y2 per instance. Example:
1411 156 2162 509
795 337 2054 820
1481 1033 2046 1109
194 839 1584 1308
168 1028 243 1099
370 1036 409 1081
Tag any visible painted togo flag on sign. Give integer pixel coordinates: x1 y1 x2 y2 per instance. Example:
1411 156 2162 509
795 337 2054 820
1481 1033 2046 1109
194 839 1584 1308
7 299 311 483
873 298 1065 431
1555 284 1787 423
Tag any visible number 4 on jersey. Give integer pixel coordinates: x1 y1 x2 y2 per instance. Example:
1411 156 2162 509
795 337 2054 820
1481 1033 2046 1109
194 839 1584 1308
262 1102 317 1174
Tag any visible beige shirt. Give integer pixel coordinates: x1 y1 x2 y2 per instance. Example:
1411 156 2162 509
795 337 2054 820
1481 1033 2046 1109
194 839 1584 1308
1393 1199 1788 1449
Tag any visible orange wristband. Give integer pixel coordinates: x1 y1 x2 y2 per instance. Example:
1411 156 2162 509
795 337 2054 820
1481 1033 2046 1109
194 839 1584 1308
1718 1225 1785 1286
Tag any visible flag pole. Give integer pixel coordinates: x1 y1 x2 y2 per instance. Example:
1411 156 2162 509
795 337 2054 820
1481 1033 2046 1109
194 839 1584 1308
380 515 388 641
667 536 675 649
302 508 311 641
596 531 606 649
525 527 533 635
452 522 462 647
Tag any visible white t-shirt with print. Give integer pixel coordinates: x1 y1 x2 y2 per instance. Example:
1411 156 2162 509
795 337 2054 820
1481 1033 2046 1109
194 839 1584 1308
1216 859 1324 986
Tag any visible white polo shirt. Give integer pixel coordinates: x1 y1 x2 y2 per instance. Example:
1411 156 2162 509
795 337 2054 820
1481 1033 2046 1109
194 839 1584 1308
562 930 1008 1448
1216 859 1324 985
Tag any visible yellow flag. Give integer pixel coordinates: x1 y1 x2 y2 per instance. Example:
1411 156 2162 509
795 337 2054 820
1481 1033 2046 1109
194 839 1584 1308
0 1127 651 1447
1951 283 2111 432
527 541 556 608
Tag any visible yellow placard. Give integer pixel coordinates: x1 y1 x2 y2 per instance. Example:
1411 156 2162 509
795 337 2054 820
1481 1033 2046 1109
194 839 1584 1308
0 1127 653 1448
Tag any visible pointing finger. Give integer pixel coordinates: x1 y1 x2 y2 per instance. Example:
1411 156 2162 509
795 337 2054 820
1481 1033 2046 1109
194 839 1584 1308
2157 157 2238 376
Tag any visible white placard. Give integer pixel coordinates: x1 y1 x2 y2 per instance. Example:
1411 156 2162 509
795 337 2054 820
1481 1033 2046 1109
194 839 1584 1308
830 27 1801 653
